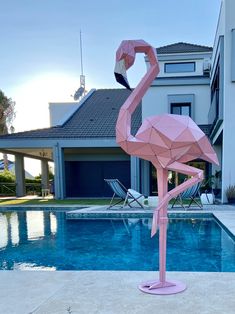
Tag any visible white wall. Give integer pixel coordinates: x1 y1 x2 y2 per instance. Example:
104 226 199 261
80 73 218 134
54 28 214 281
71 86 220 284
220 0 235 201
212 1 225 67
158 57 206 78
49 102 79 127
49 89 96 127
142 85 210 125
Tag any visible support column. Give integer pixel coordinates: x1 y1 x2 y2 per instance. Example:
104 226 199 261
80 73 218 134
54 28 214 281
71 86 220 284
53 143 65 199
41 160 49 189
15 154 26 197
140 159 150 196
131 156 140 191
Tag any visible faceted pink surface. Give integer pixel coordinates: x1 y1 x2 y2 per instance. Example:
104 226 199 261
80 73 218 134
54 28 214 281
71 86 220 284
114 39 219 295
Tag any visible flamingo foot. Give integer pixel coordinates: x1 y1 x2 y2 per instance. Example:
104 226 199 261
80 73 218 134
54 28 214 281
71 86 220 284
139 280 186 295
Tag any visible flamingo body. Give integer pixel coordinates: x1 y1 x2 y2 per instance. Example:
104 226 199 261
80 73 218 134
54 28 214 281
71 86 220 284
118 113 218 169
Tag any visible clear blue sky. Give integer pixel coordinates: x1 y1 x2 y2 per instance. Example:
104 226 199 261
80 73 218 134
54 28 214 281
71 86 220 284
0 0 221 132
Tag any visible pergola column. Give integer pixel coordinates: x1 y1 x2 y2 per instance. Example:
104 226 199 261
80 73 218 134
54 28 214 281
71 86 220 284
131 156 140 191
140 159 150 197
15 154 26 197
53 143 65 199
41 160 49 189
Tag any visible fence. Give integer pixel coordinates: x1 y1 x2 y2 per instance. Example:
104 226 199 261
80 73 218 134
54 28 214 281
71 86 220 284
0 182 43 196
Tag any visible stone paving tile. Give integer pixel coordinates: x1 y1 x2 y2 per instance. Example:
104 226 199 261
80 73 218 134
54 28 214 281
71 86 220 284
0 271 75 314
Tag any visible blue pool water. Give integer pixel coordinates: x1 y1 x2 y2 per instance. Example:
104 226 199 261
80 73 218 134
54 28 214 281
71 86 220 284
0 211 235 271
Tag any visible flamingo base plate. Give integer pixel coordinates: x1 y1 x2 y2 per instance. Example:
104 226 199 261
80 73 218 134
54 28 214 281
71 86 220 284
138 279 186 295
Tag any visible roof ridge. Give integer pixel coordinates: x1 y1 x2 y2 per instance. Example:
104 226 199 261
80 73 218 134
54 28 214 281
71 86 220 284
95 88 129 91
157 42 212 49
156 42 212 54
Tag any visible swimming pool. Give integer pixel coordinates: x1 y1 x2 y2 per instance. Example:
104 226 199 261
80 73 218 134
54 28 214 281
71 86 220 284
0 210 234 271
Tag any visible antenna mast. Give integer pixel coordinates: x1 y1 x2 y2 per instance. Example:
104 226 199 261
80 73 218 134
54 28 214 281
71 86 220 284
73 30 86 101
80 30 84 76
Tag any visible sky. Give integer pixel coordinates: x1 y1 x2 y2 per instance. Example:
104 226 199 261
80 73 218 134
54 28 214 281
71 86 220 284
0 0 221 175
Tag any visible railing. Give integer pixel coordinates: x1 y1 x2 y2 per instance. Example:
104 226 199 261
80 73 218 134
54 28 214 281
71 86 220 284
0 182 16 196
0 182 43 196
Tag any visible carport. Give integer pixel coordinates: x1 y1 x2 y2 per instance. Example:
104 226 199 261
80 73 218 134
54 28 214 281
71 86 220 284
0 89 142 199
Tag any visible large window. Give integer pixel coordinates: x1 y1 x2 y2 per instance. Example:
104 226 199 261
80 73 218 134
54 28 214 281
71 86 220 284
171 103 191 116
165 62 195 73
149 161 208 196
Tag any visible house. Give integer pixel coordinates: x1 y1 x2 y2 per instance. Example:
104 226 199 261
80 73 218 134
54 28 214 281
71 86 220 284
0 45 222 199
141 42 213 196
0 0 234 202
0 89 141 198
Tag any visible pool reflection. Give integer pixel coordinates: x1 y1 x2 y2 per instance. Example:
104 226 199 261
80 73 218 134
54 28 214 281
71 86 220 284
0 211 58 248
0 211 234 272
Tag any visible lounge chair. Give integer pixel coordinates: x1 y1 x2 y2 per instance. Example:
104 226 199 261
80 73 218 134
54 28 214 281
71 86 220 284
171 182 202 210
104 179 145 209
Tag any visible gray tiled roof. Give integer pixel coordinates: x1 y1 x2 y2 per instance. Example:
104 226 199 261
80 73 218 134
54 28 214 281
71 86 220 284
157 42 212 54
0 89 141 139
0 88 211 140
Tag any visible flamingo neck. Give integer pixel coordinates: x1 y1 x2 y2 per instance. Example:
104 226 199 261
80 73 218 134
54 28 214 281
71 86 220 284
116 47 159 144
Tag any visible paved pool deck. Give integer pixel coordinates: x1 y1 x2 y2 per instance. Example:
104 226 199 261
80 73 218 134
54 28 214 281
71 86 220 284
0 270 235 314
0 203 235 313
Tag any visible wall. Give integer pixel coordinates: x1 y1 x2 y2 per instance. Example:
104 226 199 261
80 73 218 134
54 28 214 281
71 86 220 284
212 1 225 67
49 89 95 127
221 0 235 201
142 84 210 125
158 57 206 78
49 102 79 127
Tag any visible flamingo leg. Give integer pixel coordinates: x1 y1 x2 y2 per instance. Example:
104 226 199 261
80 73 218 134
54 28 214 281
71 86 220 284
139 163 202 294
139 166 187 294
156 168 168 285
151 162 204 237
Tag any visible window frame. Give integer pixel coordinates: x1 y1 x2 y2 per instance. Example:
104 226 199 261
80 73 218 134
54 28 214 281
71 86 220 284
164 62 196 73
170 102 192 117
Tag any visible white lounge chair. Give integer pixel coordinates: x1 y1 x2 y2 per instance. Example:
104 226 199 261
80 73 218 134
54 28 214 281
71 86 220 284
104 179 145 209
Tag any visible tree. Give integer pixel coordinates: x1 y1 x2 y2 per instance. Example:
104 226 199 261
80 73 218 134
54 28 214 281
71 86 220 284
0 90 16 170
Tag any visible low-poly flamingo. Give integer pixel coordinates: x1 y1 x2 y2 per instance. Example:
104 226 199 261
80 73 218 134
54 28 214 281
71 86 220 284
114 39 219 295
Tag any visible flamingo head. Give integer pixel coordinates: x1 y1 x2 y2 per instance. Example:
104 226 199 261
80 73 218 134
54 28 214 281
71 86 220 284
114 40 136 90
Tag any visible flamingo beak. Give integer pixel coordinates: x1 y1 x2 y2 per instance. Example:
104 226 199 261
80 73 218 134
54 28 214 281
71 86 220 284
114 59 131 90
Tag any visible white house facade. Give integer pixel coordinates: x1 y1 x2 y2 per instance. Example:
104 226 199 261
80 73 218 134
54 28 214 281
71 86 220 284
209 0 235 202
140 42 213 196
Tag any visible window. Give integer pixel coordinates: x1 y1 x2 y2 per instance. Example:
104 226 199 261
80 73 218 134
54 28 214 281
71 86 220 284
150 161 207 195
171 103 191 116
165 62 195 73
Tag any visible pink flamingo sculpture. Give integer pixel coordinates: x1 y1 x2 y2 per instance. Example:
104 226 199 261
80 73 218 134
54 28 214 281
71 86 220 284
114 39 219 295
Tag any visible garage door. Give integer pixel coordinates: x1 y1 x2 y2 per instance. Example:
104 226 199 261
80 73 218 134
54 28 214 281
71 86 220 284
65 160 130 197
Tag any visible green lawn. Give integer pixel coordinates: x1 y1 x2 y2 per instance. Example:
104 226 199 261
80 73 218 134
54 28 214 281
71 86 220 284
0 197 200 207
0 198 111 206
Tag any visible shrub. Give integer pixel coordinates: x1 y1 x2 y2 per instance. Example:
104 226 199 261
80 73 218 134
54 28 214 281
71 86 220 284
0 170 15 182
225 185 235 200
